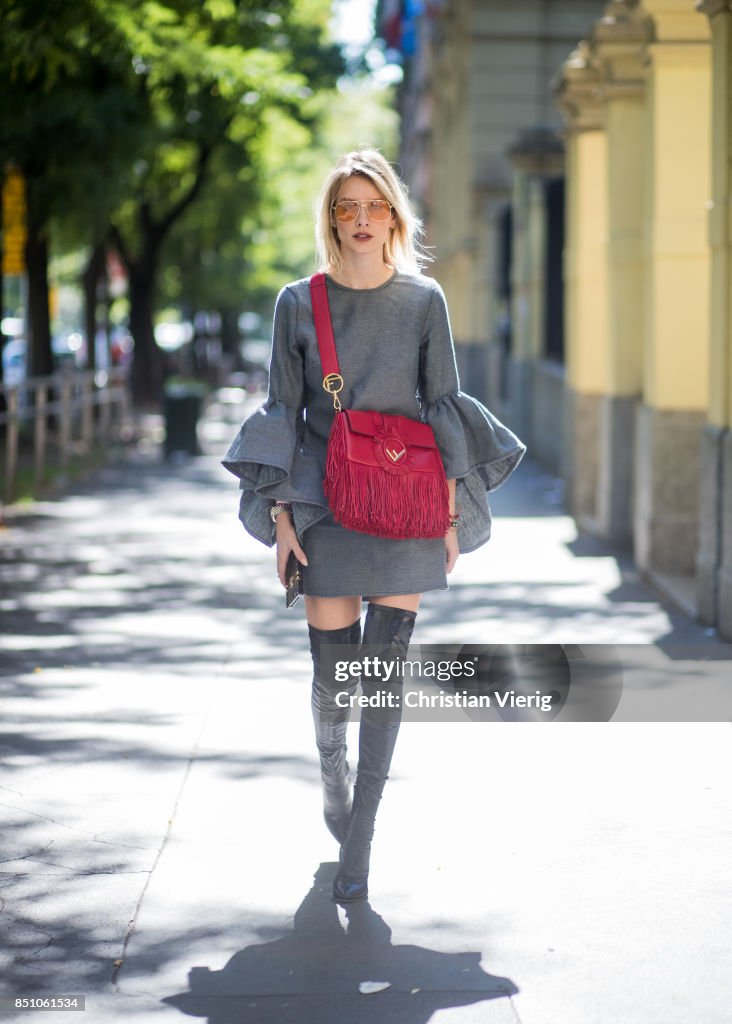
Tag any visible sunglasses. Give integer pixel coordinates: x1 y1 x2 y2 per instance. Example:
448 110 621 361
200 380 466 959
332 199 394 223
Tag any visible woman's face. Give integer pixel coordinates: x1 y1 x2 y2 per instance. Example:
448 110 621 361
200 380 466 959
332 175 395 263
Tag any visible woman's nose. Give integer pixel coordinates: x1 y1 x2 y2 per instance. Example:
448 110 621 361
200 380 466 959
355 203 370 226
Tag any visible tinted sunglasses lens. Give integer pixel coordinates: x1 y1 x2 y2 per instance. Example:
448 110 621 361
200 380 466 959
335 202 358 222
368 202 391 221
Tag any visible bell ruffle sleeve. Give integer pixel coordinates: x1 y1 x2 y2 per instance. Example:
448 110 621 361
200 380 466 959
418 281 527 553
221 286 328 547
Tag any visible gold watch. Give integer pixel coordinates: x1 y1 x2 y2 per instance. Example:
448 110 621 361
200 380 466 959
270 502 292 524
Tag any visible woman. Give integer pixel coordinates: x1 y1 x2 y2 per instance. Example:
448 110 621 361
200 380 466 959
223 149 525 903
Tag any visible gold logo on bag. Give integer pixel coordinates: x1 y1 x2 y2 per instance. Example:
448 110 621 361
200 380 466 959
386 445 406 463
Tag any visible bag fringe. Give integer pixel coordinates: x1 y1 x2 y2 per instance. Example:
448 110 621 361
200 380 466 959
324 413 450 539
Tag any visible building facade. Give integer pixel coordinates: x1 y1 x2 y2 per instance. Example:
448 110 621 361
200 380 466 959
381 0 732 639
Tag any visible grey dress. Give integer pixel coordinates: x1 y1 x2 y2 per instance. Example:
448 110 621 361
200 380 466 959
222 269 526 598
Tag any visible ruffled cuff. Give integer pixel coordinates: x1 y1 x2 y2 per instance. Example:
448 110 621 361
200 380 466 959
222 399 328 547
424 391 527 553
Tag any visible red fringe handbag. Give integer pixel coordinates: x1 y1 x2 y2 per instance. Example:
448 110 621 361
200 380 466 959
310 273 450 540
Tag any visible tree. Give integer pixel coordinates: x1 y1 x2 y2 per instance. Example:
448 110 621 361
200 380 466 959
1 0 343 405
106 0 343 405
0 0 143 378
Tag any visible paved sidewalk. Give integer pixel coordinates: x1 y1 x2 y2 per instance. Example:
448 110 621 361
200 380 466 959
1 433 730 1023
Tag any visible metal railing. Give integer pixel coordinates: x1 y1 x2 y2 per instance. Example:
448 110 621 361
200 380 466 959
0 367 129 507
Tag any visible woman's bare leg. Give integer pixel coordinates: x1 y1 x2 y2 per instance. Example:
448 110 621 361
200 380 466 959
305 594 362 629
364 593 421 613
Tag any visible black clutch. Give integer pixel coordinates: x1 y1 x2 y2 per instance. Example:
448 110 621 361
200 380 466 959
285 551 304 608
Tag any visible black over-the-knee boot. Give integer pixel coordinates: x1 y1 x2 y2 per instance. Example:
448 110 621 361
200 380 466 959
308 619 362 844
332 602 417 903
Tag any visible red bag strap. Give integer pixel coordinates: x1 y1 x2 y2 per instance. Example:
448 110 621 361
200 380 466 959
310 273 344 411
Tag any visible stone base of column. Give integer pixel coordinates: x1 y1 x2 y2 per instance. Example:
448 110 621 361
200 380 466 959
596 394 638 543
532 359 564 475
507 356 534 459
563 388 601 529
696 424 725 625
634 404 705 576
718 430 732 641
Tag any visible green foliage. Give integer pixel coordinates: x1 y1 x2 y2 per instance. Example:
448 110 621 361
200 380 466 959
0 0 143 229
1 0 345 249
0 0 402 389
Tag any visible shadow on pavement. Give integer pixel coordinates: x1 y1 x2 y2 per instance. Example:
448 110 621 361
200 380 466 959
163 863 518 1023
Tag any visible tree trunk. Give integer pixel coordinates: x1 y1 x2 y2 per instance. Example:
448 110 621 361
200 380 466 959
113 142 213 408
220 308 240 361
25 216 53 379
83 242 106 373
128 258 165 408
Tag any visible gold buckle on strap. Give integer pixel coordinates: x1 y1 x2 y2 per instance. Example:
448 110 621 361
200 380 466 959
322 373 344 412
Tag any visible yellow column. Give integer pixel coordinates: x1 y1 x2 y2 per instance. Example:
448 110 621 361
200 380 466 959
696 0 732 635
554 42 608 397
642 0 711 412
697 0 732 429
431 3 472 347
571 132 609 394
526 177 547 364
589 0 654 540
629 0 712 578
509 167 533 366
554 41 608 527
507 130 564 452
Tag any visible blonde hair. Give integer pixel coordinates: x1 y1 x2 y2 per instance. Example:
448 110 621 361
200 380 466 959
314 148 431 275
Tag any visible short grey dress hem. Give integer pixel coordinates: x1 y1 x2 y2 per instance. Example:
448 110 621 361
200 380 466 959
298 511 451 598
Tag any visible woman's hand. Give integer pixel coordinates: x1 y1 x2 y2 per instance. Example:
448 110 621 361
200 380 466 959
275 512 308 587
445 529 459 574
444 478 459 574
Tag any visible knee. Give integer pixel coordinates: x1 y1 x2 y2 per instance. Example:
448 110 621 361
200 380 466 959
305 595 362 630
309 620 362 708
362 602 417 658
